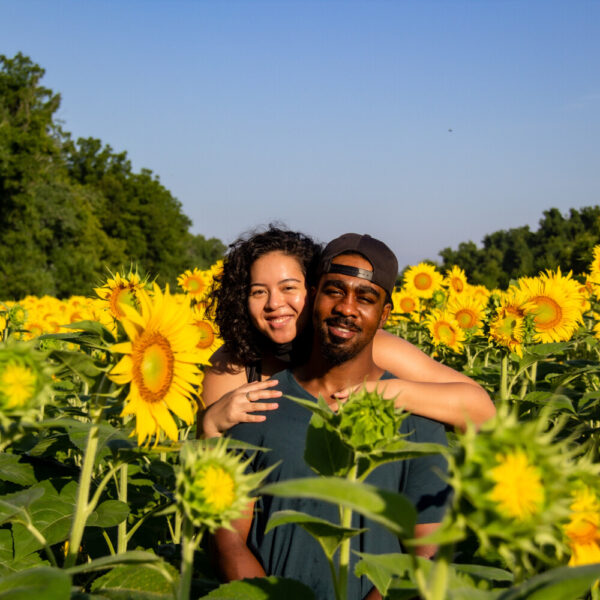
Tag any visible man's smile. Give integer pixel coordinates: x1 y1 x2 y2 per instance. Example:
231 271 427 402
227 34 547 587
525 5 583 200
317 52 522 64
325 317 361 340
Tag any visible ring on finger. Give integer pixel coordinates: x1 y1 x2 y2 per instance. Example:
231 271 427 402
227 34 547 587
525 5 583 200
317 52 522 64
246 391 252 401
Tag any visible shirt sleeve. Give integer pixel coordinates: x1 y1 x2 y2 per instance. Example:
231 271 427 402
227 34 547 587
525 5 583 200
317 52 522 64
402 416 451 524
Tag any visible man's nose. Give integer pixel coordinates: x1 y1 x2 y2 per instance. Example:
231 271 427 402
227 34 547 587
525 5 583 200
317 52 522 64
333 294 358 317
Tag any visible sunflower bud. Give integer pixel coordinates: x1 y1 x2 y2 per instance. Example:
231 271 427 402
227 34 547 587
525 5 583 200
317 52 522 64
176 439 268 532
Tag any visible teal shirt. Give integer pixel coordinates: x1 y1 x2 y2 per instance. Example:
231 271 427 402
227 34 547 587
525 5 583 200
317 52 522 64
229 369 450 600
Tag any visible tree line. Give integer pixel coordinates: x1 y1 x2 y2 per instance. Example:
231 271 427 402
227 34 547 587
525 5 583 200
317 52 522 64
2 53 598 299
437 206 600 289
0 53 225 300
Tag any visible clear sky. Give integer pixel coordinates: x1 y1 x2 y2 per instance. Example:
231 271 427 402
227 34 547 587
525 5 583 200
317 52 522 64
2 0 599 268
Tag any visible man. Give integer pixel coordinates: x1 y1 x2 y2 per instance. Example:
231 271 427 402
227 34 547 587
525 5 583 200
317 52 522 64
215 233 450 599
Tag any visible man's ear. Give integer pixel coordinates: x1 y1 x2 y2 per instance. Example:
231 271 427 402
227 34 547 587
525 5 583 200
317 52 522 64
378 302 392 328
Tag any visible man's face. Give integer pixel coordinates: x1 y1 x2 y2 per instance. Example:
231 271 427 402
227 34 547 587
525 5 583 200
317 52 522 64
313 253 391 365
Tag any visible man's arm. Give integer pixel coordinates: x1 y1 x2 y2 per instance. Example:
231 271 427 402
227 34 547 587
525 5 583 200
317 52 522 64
213 500 266 580
413 522 441 559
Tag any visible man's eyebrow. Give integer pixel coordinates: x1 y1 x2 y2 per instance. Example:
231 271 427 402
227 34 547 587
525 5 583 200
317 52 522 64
322 278 381 297
250 277 303 287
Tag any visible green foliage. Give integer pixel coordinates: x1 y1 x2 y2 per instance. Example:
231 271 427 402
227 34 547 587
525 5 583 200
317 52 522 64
439 206 600 288
0 53 224 299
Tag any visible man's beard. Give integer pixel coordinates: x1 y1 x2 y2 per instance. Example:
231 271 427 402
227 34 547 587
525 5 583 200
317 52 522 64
317 316 367 366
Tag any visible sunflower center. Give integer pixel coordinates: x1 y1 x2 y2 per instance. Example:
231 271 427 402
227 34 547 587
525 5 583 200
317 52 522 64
531 296 562 329
188 276 206 293
195 320 216 349
435 322 456 345
399 297 416 312
132 332 175 403
197 465 236 511
414 273 433 291
451 278 464 293
1 363 37 408
456 309 476 329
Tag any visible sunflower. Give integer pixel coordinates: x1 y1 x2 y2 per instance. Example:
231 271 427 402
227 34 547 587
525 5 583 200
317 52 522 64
95 272 145 320
565 486 600 566
390 288 421 322
425 309 465 353
444 265 469 295
176 438 269 532
488 450 544 521
518 269 584 343
446 294 486 333
589 245 600 279
489 306 526 357
109 283 205 445
191 304 223 365
178 268 210 301
403 263 444 299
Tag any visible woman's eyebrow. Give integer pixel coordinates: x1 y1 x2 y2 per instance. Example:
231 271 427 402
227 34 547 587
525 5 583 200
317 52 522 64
249 277 303 287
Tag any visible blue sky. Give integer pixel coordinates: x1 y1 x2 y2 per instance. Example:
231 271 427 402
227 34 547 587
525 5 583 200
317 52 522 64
2 0 599 267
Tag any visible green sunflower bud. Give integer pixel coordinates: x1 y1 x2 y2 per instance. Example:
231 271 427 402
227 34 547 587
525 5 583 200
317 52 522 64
176 438 269 533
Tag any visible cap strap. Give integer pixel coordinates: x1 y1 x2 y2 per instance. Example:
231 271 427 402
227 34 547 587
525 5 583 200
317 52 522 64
325 263 373 281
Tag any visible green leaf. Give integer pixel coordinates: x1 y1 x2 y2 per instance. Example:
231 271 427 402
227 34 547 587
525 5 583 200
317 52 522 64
453 563 513 583
0 529 48 576
447 589 502 600
11 481 76 559
49 349 104 384
202 576 315 599
261 477 416 537
0 566 71 600
354 552 424 596
91 562 178 599
304 413 353 477
496 563 600 600
357 441 447 480
90 500 129 528
0 454 36 486
521 391 574 412
266 509 364 558
285 394 334 422
0 486 46 524
66 551 164 575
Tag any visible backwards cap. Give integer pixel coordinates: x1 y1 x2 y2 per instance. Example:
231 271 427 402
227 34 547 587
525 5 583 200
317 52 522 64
318 233 398 297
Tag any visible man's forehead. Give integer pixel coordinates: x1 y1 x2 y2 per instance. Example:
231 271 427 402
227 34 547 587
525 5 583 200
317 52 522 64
321 253 385 295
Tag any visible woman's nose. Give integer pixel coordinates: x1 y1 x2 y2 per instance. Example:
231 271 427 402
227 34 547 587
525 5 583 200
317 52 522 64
265 290 284 310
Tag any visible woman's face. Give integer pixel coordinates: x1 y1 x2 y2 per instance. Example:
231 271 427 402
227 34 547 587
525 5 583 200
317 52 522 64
248 251 310 345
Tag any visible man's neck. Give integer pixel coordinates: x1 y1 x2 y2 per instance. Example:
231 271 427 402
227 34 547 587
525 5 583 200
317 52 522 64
293 344 384 404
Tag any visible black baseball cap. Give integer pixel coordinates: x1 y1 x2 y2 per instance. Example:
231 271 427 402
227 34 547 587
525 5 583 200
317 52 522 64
318 233 398 298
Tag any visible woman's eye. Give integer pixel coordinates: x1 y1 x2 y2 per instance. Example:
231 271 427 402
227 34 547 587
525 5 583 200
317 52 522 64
250 289 266 297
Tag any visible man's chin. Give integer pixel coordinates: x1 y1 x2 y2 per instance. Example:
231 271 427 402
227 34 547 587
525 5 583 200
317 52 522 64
321 341 356 366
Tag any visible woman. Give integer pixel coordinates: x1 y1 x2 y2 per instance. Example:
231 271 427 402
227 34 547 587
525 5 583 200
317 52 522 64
199 226 494 438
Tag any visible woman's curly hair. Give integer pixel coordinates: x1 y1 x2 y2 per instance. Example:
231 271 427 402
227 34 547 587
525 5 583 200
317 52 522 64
207 225 322 367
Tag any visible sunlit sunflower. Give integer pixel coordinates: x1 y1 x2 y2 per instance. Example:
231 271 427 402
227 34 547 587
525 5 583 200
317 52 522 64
109 284 205 445
489 450 544 521
176 438 269 532
565 486 600 566
589 245 600 279
425 309 465 353
471 285 492 307
95 272 145 320
403 263 444 299
191 304 223 365
446 294 486 333
178 268 210 300
444 265 469 295
1 363 37 409
518 269 584 343
390 288 421 322
489 306 526 357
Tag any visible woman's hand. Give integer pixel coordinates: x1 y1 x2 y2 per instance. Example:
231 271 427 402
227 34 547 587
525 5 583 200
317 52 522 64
201 379 282 438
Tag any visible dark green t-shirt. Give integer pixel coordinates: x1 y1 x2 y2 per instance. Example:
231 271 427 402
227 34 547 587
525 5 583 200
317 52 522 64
229 369 450 600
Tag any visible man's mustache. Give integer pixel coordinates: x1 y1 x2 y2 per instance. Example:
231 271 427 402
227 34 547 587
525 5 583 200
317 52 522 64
324 317 361 333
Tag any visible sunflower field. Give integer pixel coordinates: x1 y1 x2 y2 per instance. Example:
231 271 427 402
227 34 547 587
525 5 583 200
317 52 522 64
1 248 600 600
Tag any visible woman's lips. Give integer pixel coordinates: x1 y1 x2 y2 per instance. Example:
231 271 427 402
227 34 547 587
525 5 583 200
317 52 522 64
266 315 294 329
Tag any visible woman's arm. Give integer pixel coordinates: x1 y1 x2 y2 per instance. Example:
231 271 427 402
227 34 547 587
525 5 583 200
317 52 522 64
197 348 281 439
367 329 495 430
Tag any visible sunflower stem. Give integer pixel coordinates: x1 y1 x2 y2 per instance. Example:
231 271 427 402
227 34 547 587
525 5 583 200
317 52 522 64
337 463 357 600
177 516 202 600
429 542 453 600
117 462 128 554
500 354 509 401
64 415 101 568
